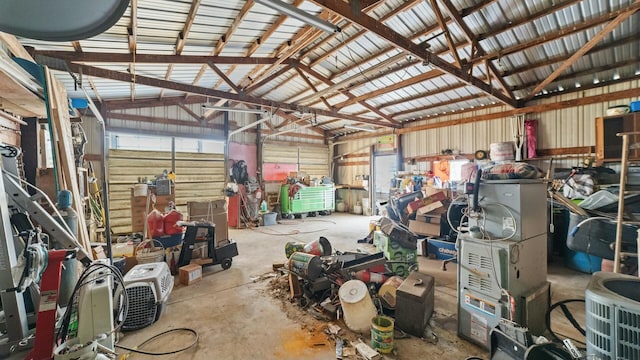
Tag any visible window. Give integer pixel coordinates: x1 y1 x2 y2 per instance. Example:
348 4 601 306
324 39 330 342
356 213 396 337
109 133 223 154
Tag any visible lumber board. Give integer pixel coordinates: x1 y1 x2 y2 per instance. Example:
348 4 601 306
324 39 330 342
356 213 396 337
44 67 92 255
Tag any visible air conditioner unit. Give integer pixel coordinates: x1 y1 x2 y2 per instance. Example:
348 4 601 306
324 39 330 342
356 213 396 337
121 262 174 331
585 271 640 360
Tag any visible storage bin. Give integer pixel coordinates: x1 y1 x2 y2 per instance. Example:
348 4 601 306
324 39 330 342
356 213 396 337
631 100 640 112
263 212 277 226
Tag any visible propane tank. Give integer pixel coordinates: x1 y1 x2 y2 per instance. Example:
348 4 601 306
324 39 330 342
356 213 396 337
55 190 79 307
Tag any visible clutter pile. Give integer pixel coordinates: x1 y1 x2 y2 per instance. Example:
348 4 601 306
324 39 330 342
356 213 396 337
273 232 435 358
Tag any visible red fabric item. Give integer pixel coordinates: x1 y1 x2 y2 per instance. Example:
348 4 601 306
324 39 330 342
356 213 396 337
164 209 184 235
147 209 165 238
525 119 538 158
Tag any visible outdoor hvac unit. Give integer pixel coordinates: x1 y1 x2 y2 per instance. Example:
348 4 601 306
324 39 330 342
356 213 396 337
585 271 640 360
121 262 174 331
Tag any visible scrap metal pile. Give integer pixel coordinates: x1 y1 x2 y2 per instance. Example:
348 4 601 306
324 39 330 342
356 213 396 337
276 219 435 357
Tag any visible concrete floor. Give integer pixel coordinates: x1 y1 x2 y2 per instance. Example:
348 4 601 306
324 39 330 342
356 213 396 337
115 213 593 360
8 213 593 359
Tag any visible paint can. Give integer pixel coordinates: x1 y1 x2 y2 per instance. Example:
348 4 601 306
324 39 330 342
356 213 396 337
303 236 332 256
371 315 394 354
285 242 305 259
338 280 377 333
378 276 404 309
288 252 322 280
489 142 515 162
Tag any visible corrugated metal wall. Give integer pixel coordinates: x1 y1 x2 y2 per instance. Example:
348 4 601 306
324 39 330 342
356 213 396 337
262 142 330 179
108 149 225 234
335 138 377 185
336 79 640 183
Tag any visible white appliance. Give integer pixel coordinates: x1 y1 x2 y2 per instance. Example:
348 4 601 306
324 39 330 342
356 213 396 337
121 262 174 331
586 271 640 360
77 269 115 350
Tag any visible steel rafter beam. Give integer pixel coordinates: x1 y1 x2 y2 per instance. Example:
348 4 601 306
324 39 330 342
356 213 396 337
201 0 305 113
41 60 399 128
525 2 639 100
439 0 514 100
208 62 241 93
242 12 338 91
512 57 640 92
191 0 255 86
475 4 640 64
429 0 462 67
303 0 421 68
88 78 103 103
295 67 332 110
32 51 283 65
302 0 632 109
296 63 400 126
310 0 516 107
267 0 421 105
162 0 202 98
329 0 498 79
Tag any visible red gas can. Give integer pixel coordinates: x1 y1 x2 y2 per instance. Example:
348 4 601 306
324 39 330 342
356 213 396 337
164 209 184 235
146 209 165 238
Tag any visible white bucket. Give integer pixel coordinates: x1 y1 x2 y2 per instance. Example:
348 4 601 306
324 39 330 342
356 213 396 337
489 142 515 161
133 183 148 197
336 202 345 212
339 280 377 333
361 198 370 209
353 205 363 215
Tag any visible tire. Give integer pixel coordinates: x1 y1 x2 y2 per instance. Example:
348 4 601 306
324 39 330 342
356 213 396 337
221 258 232 270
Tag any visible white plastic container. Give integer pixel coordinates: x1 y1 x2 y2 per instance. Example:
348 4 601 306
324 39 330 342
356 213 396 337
133 183 148 197
353 205 363 215
489 142 515 161
336 201 345 212
339 280 377 333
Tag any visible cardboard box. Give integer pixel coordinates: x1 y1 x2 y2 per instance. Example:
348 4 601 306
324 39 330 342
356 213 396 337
424 187 450 199
427 239 457 261
406 199 424 214
409 220 440 236
179 264 202 285
416 213 441 224
188 200 229 242
417 238 427 256
426 190 448 202
417 201 444 215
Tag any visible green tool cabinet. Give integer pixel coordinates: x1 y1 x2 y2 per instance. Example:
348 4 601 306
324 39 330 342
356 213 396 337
280 184 335 218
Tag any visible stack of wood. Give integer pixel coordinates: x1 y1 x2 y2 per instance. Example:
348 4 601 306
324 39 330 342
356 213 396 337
44 67 92 255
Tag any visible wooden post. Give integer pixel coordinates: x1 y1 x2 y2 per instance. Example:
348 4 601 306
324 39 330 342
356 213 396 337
614 132 634 273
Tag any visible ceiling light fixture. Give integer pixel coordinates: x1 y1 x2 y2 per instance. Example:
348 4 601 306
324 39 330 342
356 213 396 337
254 0 340 33
202 105 268 114
344 125 376 132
